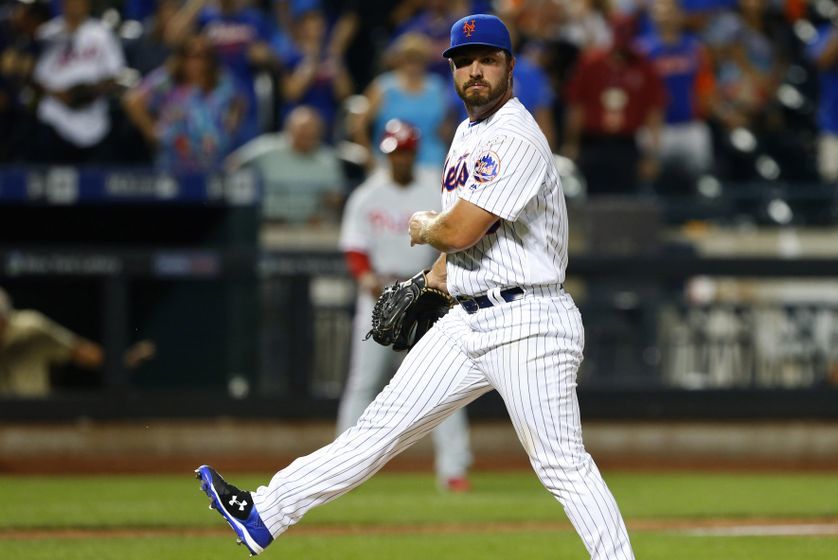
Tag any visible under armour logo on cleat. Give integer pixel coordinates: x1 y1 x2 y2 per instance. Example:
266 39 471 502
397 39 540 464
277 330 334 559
229 495 248 511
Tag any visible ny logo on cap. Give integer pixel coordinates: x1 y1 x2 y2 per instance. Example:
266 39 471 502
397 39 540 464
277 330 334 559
463 19 476 37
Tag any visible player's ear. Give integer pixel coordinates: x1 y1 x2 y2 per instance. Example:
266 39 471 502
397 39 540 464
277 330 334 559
506 53 515 88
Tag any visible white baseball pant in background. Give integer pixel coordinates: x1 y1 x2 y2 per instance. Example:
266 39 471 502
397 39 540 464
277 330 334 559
337 291 472 482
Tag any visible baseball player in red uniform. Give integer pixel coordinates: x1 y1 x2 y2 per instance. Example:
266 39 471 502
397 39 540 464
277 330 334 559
338 119 472 492
197 14 635 559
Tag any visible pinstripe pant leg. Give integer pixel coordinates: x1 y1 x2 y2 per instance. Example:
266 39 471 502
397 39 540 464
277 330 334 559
336 294 398 435
251 317 492 537
481 296 635 560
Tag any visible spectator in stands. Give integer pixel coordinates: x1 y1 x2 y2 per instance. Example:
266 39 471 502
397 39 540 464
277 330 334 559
225 105 345 225
703 0 786 130
28 0 125 164
504 0 593 147
268 1 295 68
637 0 717 193
123 0 157 22
561 14 667 195
392 0 473 79
280 5 353 140
618 0 737 37
0 287 155 398
123 34 248 172
355 32 452 170
679 0 737 34
701 0 790 180
0 0 50 162
166 0 277 143
806 16 838 183
122 0 179 77
314 0 411 91
553 0 613 53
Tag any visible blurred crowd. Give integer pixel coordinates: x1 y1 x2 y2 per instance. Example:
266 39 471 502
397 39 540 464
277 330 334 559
2 0 838 222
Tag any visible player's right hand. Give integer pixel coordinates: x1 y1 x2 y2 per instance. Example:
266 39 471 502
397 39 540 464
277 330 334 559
408 211 438 246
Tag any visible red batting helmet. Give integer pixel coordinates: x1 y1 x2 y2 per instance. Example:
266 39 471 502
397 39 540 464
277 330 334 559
379 119 420 154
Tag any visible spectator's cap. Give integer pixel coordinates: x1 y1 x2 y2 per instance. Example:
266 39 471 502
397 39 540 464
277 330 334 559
0 288 12 319
443 14 512 58
380 119 420 154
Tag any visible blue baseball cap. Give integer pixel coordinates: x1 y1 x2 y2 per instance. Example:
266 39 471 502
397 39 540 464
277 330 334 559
442 14 512 58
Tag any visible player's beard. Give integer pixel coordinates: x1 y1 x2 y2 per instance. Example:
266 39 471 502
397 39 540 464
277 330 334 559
455 70 511 113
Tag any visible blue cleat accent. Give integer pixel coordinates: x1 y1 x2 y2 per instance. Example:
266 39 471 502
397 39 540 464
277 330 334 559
195 465 273 555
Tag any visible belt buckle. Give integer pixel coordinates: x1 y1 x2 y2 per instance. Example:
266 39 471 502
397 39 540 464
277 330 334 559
456 295 479 314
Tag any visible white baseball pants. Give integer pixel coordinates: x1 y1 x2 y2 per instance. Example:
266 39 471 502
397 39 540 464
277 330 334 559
253 290 635 559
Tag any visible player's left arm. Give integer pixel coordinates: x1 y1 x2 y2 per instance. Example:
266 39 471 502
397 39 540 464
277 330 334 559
409 198 499 253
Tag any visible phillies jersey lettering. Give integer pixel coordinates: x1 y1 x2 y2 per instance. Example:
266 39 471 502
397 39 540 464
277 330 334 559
340 167 440 277
441 97 569 298
366 210 414 235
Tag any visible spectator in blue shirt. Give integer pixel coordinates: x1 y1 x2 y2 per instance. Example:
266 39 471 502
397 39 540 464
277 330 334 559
123 0 179 77
355 32 453 170
123 0 157 22
637 0 718 191
280 6 353 142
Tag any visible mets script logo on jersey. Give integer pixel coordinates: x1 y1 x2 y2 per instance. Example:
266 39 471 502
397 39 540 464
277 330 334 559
472 151 500 185
463 20 476 37
442 153 470 191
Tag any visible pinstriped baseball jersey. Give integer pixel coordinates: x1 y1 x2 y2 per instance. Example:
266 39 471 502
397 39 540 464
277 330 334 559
441 97 568 297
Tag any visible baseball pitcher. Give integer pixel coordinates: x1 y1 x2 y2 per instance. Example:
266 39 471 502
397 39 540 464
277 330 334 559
197 14 635 560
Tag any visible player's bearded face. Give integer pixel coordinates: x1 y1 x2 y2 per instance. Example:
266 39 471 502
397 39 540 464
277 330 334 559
452 48 513 111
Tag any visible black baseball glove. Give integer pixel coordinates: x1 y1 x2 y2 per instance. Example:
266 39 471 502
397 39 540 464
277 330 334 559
366 270 455 351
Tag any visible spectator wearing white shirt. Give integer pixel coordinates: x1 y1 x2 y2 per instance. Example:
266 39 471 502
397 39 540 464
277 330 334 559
29 0 124 163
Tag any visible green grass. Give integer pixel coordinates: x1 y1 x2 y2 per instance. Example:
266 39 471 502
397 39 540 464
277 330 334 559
0 471 836 559
2 533 838 560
